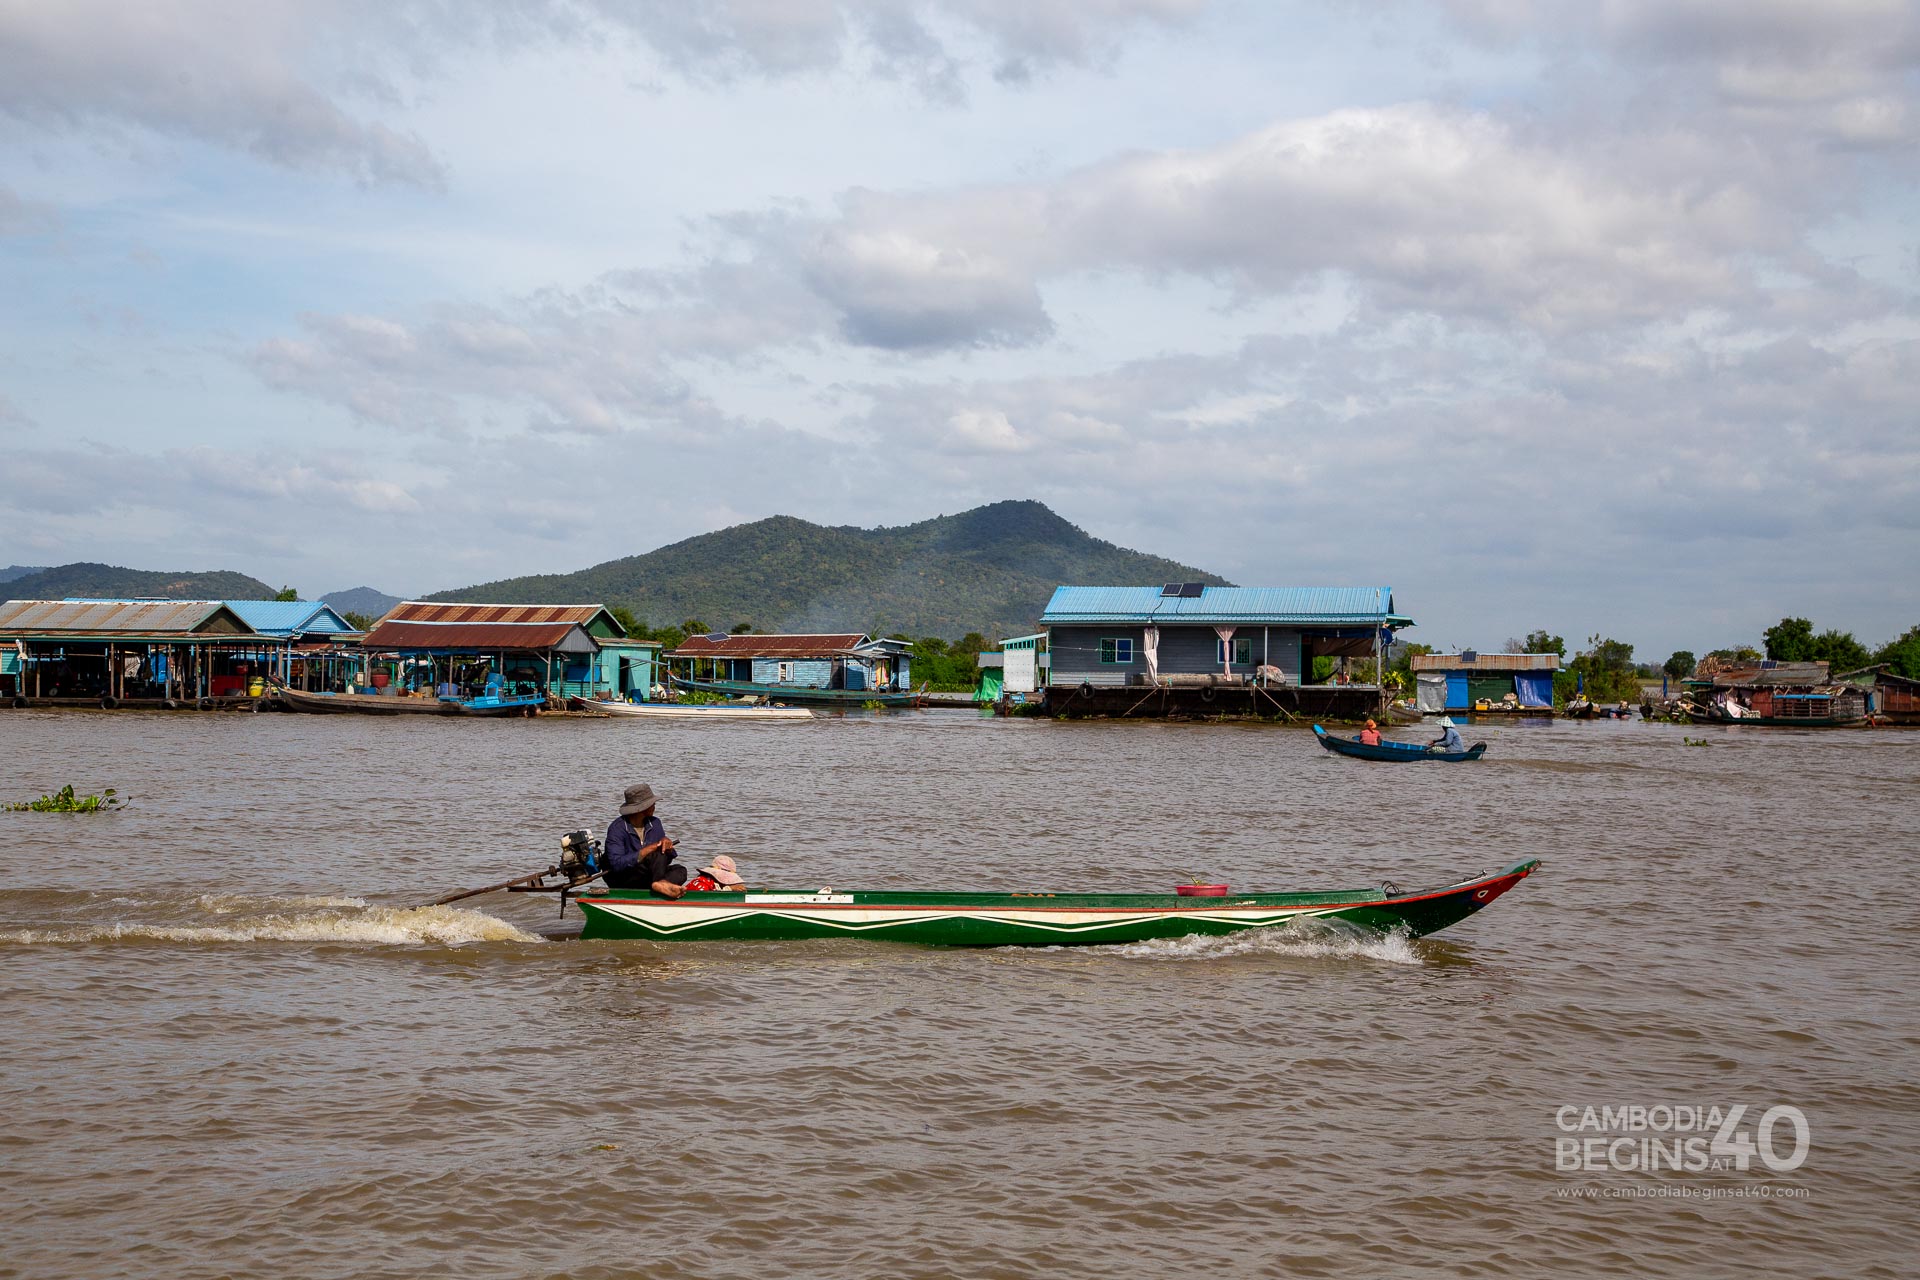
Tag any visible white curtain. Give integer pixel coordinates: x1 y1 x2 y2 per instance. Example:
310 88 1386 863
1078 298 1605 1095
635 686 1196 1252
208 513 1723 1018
1143 626 1160 683
1213 625 1236 675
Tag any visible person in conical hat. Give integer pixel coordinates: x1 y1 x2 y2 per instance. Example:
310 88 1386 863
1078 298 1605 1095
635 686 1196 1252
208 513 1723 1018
1428 716 1465 753
686 854 746 893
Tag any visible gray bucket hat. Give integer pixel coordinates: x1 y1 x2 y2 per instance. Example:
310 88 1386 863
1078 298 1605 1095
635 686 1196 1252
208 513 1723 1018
620 783 660 817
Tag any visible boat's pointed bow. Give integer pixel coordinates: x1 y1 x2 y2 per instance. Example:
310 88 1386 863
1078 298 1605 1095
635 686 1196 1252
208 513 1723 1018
1349 859 1542 939
1459 859 1541 913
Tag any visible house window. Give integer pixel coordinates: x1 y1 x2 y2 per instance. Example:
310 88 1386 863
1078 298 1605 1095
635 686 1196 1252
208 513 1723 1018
776 661 792 682
1218 638 1254 665
1100 638 1134 664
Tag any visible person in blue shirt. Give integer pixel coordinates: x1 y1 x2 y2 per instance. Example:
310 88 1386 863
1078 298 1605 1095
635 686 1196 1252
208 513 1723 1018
1428 717 1465 753
604 782 686 897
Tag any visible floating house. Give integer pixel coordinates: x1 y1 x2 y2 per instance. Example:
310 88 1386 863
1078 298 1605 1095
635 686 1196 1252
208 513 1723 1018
359 603 658 703
216 600 363 693
1684 660 1868 726
1846 666 1920 725
1411 652 1560 714
1871 670 1920 725
977 633 1048 702
1038 584 1410 718
0 598 270 707
667 633 916 705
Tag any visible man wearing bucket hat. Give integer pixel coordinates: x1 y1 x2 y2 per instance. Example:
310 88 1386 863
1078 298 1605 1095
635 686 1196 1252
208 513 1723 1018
1427 717 1465 753
603 783 687 897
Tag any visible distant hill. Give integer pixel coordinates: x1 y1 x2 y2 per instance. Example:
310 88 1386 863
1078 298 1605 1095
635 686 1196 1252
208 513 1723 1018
428 500 1230 639
0 562 276 603
321 586 402 619
0 565 48 584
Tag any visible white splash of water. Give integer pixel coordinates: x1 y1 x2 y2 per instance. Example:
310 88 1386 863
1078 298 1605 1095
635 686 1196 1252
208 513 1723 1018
194 892 370 915
0 903 541 947
1102 923 1425 965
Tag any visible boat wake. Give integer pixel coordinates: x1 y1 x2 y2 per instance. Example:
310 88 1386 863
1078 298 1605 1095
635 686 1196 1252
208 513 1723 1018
0 898 541 947
1100 922 1425 965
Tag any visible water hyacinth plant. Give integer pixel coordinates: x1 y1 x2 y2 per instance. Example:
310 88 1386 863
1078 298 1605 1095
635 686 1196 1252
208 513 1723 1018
4 785 127 812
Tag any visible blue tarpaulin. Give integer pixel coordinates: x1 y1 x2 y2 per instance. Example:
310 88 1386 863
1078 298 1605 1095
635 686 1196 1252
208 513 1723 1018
1515 673 1553 707
1445 674 1469 709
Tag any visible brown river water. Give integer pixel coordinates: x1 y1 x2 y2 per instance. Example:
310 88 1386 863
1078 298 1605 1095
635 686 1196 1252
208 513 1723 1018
1 709 1916 1279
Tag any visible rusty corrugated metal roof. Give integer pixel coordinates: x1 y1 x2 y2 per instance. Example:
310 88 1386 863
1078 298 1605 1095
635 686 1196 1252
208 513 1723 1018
361 619 590 650
1411 653 1562 671
670 633 868 659
381 602 609 626
0 598 250 637
1711 661 1832 687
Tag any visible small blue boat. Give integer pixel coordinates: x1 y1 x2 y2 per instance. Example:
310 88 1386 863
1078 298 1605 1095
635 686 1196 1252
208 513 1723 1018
1312 723 1487 762
439 674 546 717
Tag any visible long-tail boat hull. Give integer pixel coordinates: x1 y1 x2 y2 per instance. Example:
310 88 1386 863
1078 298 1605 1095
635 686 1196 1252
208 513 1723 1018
572 861 1539 946
1312 724 1487 762
275 687 451 715
671 675 920 707
1685 710 1866 728
569 696 813 720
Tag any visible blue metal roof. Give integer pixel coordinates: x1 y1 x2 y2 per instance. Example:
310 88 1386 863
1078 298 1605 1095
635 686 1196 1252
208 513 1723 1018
58 597 359 637
219 600 359 637
1040 586 1410 627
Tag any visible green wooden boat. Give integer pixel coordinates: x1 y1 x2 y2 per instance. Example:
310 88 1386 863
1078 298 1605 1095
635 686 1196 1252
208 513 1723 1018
671 675 921 707
573 860 1540 946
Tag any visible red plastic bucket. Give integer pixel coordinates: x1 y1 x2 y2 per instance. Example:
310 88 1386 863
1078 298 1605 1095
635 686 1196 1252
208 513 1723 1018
1175 883 1229 897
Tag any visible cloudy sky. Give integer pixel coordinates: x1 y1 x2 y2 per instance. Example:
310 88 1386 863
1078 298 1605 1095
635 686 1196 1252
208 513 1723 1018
2 0 1916 655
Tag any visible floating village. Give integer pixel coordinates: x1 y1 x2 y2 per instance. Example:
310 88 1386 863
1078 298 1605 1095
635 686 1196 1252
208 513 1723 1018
0 585 1910 728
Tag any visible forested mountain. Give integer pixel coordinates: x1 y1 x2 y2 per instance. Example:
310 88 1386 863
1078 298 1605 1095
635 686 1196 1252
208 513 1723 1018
428 500 1228 640
0 562 276 603
321 586 402 619
0 565 48 583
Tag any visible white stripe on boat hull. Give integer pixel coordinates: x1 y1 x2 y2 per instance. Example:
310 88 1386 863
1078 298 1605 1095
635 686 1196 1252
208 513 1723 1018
583 900 1334 937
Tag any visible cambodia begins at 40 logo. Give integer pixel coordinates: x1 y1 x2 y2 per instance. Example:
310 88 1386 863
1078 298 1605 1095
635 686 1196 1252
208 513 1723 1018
1554 1103 1810 1176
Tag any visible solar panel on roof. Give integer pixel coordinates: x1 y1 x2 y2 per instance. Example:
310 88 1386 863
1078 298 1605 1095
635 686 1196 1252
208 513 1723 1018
1180 582 1205 598
1161 583 1183 597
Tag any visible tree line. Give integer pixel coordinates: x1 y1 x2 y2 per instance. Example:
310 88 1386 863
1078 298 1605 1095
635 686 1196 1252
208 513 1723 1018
606 609 990 691
1386 619 1920 708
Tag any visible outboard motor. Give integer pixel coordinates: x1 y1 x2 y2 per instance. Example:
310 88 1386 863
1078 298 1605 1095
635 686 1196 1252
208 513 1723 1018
558 829 603 881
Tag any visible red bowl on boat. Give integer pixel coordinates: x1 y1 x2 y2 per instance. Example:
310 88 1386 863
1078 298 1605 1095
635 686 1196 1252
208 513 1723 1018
1176 883 1229 897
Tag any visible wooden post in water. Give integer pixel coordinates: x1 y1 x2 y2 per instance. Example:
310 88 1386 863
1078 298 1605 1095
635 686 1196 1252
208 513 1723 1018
1375 610 1385 719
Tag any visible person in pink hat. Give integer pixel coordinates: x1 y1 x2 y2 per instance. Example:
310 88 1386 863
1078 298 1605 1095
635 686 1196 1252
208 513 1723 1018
684 855 746 893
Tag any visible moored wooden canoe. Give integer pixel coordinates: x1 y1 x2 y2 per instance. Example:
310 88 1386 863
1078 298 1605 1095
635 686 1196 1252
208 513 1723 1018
275 687 451 715
572 861 1540 946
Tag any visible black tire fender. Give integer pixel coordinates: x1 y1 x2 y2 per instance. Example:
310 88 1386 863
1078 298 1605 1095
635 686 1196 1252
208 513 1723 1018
1200 686 1216 703
99 695 119 710
196 697 212 711
9 695 25 709
1078 681 1094 699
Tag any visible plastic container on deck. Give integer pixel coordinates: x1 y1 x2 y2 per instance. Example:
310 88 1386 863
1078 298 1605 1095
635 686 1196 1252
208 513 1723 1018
1176 883 1229 897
